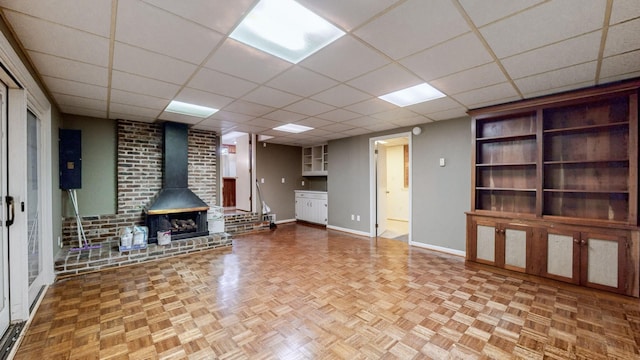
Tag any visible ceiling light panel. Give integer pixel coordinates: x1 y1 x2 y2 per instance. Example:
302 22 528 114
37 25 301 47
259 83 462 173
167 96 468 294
230 0 345 63
379 83 446 107
273 123 314 133
165 100 218 117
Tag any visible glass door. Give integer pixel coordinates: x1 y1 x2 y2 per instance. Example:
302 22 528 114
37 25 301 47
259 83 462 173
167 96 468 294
27 110 44 306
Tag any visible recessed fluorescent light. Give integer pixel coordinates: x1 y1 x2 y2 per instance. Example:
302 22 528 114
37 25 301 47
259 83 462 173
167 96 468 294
379 83 446 107
230 0 345 63
165 100 218 118
273 123 314 133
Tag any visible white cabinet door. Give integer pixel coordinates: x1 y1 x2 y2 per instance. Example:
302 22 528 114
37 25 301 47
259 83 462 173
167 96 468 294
294 191 327 224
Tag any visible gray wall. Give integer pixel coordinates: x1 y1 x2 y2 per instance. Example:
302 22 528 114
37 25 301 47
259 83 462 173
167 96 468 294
328 117 471 252
411 117 471 251
256 141 304 221
61 115 117 217
327 136 371 232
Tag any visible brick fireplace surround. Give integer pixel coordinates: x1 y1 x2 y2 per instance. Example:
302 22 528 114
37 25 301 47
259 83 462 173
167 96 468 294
55 119 231 277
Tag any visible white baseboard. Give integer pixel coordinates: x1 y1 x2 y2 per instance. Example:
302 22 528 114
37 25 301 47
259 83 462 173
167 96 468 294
410 241 465 257
275 218 296 224
326 225 371 237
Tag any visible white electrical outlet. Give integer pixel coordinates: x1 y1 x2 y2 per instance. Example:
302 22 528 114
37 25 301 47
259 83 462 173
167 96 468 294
302 180 305 186
439 158 446 167
261 178 264 183
356 215 360 221
281 177 285 183
351 214 354 220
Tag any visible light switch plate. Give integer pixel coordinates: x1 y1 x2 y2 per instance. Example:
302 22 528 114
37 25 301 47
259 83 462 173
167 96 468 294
439 158 446 167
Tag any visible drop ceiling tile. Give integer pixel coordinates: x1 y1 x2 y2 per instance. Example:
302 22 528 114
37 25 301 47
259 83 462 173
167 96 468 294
452 82 520 108
347 63 422 96
110 102 161 118
267 67 338 97
4 11 109 66
205 39 292 83
297 0 399 31
116 0 222 65
427 107 468 121
459 0 545 27
188 68 257 98
158 111 205 125
430 62 507 95
610 0 640 24
111 70 180 99
392 115 430 127
320 122 355 132
141 0 254 34
343 116 387 128
311 85 371 107
354 0 469 59
43 76 107 101
480 0 606 58
59 104 107 119
600 71 640 84
371 108 417 121
193 117 227 130
241 87 302 108
345 98 396 115
223 100 276 117
515 61 597 98
262 110 307 122
400 32 494 82
604 18 640 57
295 117 334 128
210 110 255 123
316 109 361 122
0 0 112 36
284 99 335 116
342 127 371 136
600 50 640 80
113 42 198 85
175 87 235 110
502 31 601 79
365 122 398 132
246 118 284 129
304 128 332 137
110 89 170 110
299 36 390 82
230 123 269 133
53 93 107 111
407 97 463 115
28 52 108 86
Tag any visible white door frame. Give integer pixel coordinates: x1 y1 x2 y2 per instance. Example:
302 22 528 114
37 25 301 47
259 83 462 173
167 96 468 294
369 132 412 241
0 30 54 322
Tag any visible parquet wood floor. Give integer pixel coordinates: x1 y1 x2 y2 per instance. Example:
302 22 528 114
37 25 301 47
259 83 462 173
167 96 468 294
14 223 640 359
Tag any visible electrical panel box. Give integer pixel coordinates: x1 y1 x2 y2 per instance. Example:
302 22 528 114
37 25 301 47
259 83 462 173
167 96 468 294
59 129 82 190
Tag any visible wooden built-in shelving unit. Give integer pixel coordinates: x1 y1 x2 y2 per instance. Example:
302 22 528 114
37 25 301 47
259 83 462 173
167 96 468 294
466 79 640 297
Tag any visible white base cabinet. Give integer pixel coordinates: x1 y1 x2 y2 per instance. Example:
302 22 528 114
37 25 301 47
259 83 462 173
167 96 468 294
295 191 327 225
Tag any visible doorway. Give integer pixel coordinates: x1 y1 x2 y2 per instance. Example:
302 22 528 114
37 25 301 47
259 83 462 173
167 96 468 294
221 132 256 213
370 132 411 242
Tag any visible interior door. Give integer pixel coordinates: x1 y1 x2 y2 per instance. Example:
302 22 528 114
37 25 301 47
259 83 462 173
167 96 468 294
235 133 251 211
376 142 387 236
0 82 10 334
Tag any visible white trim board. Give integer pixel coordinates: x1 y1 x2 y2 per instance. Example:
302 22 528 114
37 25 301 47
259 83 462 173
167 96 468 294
410 241 466 257
326 225 371 238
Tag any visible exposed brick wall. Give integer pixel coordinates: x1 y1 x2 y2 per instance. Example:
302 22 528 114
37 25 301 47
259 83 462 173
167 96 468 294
62 119 217 246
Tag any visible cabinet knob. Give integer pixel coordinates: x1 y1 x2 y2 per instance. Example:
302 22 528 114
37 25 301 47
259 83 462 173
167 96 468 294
581 240 587 246
573 238 580 244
